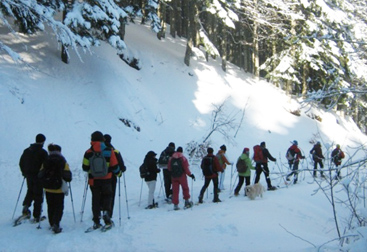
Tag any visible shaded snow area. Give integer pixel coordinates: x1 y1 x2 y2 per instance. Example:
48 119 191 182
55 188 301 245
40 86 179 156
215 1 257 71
0 23 366 252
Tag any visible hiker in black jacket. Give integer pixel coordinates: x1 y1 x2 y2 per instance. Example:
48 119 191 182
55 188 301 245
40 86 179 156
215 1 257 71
19 133 48 222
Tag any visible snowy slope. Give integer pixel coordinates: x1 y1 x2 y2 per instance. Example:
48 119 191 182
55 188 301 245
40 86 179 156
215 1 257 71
0 22 366 252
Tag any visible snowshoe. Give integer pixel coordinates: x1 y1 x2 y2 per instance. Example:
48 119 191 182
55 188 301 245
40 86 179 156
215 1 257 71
184 201 193 209
173 205 180 211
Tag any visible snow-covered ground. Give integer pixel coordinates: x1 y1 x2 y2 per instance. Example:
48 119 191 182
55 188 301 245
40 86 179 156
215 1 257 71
0 22 366 252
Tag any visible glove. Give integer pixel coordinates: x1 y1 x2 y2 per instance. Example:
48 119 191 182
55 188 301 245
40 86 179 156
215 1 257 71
190 174 195 181
116 170 122 177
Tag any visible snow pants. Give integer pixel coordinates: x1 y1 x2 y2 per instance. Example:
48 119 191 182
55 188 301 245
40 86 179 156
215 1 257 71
146 180 156 206
163 169 172 199
45 192 65 227
254 163 273 189
90 179 112 224
171 176 190 205
23 175 43 219
234 175 251 195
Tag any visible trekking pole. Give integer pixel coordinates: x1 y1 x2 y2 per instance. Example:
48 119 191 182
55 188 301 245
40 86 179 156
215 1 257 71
80 173 88 222
191 177 194 211
229 164 234 195
12 177 25 220
138 178 144 207
157 172 163 198
37 190 45 229
118 177 121 226
122 173 130 219
68 182 76 223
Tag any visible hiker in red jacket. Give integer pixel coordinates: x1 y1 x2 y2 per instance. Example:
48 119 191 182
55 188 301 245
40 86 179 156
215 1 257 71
167 147 195 210
253 142 277 191
331 144 345 179
285 140 304 184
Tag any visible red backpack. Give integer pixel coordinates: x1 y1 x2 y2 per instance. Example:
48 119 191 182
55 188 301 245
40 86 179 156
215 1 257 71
253 145 264 162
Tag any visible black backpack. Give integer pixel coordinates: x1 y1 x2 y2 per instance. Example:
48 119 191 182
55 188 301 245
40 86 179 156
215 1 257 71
42 155 64 189
201 156 214 176
158 150 170 165
170 157 184 178
89 151 108 178
139 163 149 178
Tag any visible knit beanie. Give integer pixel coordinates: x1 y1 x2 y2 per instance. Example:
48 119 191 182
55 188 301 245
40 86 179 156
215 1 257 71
91 131 104 142
35 134 46 143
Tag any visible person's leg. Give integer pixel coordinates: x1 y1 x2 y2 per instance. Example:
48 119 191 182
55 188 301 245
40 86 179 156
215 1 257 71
234 176 244 195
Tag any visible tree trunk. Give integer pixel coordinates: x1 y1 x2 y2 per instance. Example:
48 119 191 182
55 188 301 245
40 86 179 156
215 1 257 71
184 0 198 66
253 0 259 77
157 1 166 40
61 0 71 64
170 0 177 38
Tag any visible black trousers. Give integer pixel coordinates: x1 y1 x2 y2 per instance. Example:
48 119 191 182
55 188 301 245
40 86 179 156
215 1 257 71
199 177 219 201
287 161 300 182
234 176 251 194
23 175 43 218
90 179 112 224
45 192 64 227
313 159 324 176
163 169 172 198
254 163 272 188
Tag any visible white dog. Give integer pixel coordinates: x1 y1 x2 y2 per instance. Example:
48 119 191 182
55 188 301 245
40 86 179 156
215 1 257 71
245 183 265 200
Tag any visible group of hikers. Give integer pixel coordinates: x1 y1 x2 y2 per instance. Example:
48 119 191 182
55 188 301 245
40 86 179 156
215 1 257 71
17 131 345 234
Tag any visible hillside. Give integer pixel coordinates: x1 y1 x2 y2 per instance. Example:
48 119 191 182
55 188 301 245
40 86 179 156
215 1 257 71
0 22 366 252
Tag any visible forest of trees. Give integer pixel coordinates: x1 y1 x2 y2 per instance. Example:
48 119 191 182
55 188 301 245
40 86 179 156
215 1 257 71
1 0 367 132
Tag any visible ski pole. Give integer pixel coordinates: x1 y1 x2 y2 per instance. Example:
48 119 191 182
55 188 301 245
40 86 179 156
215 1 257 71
12 177 25 220
68 182 76 223
80 173 88 222
122 173 131 219
138 178 143 207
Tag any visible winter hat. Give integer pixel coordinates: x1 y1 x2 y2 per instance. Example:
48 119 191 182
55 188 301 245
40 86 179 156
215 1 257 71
336 144 340 149
177 147 183 153
35 133 46 143
91 131 104 142
220 145 227 151
293 140 298 146
260 142 266 147
104 134 112 144
147 150 157 157
207 147 214 154
243 148 250 153
169 142 175 148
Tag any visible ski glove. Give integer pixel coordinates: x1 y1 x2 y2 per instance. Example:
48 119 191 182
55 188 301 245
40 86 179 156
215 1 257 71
116 171 122 177
190 174 195 181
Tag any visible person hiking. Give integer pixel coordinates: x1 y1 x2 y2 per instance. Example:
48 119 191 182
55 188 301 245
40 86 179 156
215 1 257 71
234 148 255 196
216 145 232 192
19 133 48 222
143 150 160 209
254 142 277 191
331 144 345 179
310 141 325 178
82 131 121 230
103 134 126 218
167 147 195 210
158 142 175 202
198 147 223 203
38 144 72 234
285 140 305 184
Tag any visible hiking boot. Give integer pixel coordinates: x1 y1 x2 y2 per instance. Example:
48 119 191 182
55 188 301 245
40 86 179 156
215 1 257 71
213 198 221 203
234 192 239 196
52 224 62 234
198 196 203 204
103 211 111 225
184 200 193 208
22 205 30 217
286 177 290 181
173 205 180 211
267 186 277 191
93 222 102 230
145 204 155 209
